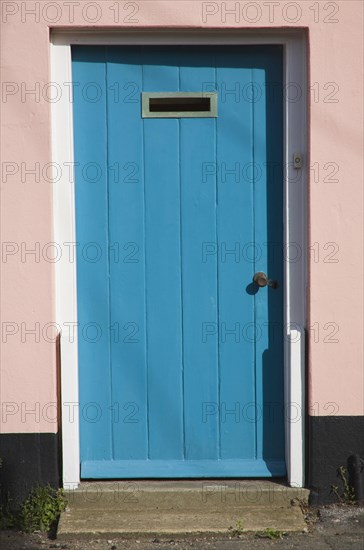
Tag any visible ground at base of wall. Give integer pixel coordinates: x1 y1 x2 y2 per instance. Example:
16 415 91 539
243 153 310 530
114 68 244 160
0 504 363 550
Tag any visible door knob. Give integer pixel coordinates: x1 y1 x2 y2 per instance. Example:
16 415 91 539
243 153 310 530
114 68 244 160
253 271 278 289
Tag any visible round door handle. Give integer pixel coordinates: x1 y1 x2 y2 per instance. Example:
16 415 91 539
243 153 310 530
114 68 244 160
253 272 278 289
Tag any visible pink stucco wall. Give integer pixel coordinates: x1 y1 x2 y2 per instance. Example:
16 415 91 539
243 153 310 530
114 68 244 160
1 1 363 433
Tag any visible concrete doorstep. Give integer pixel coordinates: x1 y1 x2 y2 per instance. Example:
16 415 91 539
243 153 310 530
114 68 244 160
58 481 310 537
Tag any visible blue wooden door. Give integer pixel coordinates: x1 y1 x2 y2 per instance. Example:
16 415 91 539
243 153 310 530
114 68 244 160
72 46 285 478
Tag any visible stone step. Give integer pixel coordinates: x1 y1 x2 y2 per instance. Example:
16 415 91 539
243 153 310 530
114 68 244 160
58 481 309 536
58 506 307 536
64 480 308 510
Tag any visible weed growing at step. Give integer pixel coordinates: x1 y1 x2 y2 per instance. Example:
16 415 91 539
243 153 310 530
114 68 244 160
331 466 356 504
228 519 244 536
18 484 67 533
257 528 284 539
0 468 67 535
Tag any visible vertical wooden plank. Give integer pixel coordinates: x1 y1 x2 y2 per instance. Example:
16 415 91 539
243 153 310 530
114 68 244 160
72 46 112 465
179 48 219 460
106 47 148 460
216 48 256 460
142 47 184 459
253 48 285 462
252 63 268 462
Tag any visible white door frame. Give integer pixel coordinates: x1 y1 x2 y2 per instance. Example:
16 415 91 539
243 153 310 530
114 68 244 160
50 29 307 489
